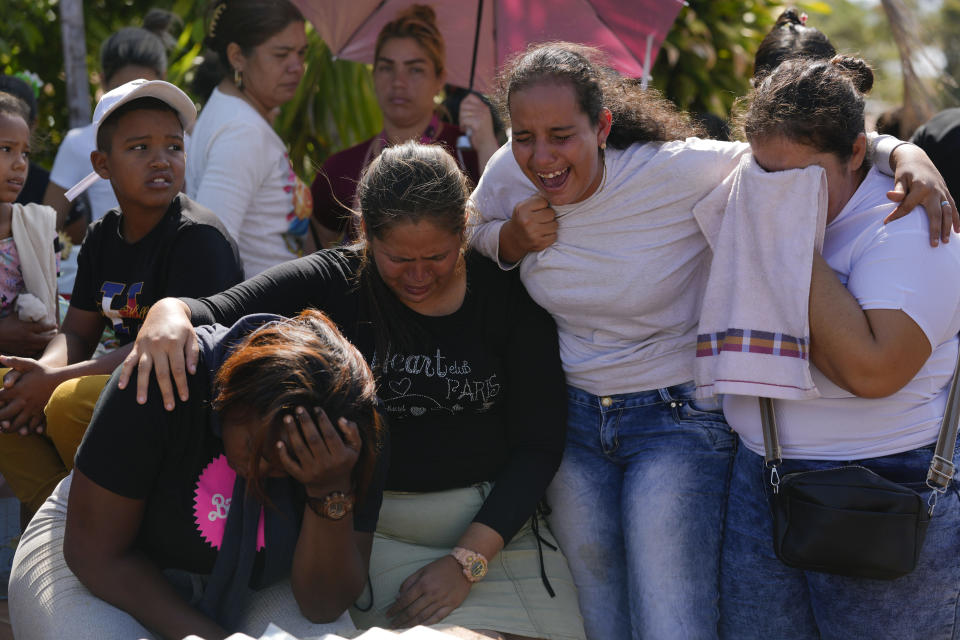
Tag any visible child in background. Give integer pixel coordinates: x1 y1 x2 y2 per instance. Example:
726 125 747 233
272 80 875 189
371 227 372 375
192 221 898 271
0 93 59 348
0 80 243 520
44 10 178 296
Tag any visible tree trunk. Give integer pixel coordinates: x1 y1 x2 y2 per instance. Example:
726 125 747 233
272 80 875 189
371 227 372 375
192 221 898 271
880 0 935 138
59 0 91 128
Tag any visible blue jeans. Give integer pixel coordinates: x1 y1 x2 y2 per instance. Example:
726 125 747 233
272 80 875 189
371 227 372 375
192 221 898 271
546 381 736 640
720 443 960 640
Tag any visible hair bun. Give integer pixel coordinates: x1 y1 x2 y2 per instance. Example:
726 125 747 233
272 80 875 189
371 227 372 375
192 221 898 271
830 55 874 93
776 8 804 28
142 8 181 51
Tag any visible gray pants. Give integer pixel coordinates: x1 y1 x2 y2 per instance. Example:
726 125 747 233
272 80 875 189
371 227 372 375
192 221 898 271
9 473 355 639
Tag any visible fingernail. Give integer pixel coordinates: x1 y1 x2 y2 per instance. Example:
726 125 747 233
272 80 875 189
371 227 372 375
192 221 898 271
284 415 294 424
165 402 173 411
137 395 145 403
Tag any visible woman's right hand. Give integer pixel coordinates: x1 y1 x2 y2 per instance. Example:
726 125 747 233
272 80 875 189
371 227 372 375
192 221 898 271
117 298 196 410
498 195 558 264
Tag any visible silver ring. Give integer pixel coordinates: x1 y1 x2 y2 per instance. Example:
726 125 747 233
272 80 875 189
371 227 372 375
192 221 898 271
942 201 952 208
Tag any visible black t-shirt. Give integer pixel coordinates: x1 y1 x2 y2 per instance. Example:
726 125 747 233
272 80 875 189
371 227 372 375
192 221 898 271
185 249 566 542
75 359 386 576
70 194 244 344
912 108 960 205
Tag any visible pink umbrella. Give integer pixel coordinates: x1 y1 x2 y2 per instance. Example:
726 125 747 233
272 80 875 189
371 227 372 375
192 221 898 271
291 0 685 93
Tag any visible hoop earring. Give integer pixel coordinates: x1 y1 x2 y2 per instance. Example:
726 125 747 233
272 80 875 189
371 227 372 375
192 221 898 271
233 68 243 89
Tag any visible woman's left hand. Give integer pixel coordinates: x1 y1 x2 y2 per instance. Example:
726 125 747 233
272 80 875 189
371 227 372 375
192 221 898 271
276 407 360 495
387 555 471 628
885 143 959 246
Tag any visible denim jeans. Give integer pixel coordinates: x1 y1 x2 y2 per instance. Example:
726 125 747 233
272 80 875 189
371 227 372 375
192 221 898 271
546 381 736 640
720 443 960 640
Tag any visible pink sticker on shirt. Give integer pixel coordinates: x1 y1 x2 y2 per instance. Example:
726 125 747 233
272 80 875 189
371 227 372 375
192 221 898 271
193 454 265 551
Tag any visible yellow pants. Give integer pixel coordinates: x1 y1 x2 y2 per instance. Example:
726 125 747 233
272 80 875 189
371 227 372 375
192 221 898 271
0 373 109 513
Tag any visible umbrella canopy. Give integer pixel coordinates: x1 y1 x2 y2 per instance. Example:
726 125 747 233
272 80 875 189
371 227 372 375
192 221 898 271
292 0 685 93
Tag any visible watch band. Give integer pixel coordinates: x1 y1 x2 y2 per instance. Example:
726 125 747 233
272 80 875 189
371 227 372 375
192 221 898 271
450 546 488 583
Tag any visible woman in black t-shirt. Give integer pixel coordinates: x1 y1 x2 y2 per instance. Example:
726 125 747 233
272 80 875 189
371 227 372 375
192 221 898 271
116 142 585 639
9 310 386 640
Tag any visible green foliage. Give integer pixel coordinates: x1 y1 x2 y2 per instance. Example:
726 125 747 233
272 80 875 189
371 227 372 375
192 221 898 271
651 0 787 120
0 0 381 179
932 0 960 105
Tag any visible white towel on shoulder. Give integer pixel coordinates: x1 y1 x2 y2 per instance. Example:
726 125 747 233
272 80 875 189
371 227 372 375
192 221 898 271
692 154 827 400
11 202 59 325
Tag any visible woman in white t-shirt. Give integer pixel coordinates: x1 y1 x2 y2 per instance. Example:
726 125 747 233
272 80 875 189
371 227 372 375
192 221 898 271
720 56 960 639
468 43 956 640
187 0 313 278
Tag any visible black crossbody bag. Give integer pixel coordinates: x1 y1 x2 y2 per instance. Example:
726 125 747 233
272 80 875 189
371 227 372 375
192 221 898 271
757 355 960 580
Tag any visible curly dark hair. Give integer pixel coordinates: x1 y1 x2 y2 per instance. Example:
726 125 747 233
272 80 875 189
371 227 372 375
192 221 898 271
739 55 874 162
495 42 703 149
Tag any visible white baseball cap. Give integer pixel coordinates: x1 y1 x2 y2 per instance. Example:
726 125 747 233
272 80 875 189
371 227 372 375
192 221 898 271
65 79 197 202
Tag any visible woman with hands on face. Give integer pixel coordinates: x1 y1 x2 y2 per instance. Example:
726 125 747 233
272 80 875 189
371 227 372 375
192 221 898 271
115 142 585 639
8 310 386 640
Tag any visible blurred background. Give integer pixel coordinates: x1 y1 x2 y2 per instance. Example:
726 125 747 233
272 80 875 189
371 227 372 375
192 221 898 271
1 0 956 181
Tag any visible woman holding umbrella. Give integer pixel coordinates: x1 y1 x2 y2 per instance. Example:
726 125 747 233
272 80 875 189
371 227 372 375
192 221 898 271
310 4 500 247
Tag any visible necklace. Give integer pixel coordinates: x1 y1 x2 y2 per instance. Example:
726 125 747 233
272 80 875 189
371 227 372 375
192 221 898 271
554 150 608 220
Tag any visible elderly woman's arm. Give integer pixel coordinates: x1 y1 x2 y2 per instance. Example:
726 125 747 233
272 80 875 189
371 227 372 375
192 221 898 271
64 470 227 640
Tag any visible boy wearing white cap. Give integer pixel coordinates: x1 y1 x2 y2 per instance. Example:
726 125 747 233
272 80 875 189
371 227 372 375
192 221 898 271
0 80 244 518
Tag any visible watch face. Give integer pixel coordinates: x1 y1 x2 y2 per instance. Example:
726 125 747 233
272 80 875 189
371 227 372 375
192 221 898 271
468 559 486 579
313 492 354 520
326 500 348 519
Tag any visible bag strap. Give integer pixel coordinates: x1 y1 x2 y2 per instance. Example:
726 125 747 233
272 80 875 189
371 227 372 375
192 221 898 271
926 344 960 491
759 396 781 468
757 341 960 504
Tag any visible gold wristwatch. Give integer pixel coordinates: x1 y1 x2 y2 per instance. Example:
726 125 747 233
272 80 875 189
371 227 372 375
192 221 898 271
306 490 355 520
450 546 489 582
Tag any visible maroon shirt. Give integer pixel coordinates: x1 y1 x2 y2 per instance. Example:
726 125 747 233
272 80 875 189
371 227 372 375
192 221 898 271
311 121 480 242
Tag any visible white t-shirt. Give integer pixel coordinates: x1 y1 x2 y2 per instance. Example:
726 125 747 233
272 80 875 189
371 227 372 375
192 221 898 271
724 166 960 460
470 139 745 395
187 88 312 278
48 124 119 222
469 137 901 396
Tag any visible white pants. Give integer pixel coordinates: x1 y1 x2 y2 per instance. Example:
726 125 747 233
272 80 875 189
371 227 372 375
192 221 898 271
9 473 355 640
